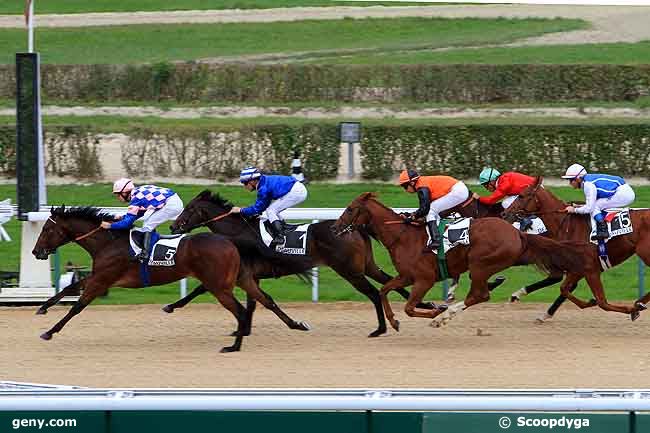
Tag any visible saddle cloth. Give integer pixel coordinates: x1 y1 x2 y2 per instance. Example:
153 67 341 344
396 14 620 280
259 220 311 255
589 209 633 244
129 230 186 266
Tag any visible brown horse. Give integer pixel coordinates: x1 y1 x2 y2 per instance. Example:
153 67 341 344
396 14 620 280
332 193 588 329
168 190 434 337
502 178 650 319
32 206 306 353
445 190 571 321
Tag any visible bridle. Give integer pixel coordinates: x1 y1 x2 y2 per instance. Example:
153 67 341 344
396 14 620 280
335 203 412 250
176 206 232 233
40 216 106 255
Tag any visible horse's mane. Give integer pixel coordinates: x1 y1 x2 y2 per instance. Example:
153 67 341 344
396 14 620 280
51 206 116 223
198 190 233 211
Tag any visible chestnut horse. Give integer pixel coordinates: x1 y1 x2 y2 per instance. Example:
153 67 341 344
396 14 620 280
32 206 306 352
168 190 434 337
445 190 572 321
502 178 650 319
332 193 589 329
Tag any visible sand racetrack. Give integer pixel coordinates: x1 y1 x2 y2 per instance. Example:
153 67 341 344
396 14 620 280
1 301 649 389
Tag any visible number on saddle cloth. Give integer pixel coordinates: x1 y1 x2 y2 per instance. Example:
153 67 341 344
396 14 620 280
589 209 633 244
128 230 185 266
259 220 311 255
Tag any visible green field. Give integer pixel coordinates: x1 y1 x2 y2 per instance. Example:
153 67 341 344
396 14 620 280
0 183 647 307
0 1 429 14
311 41 650 65
0 18 586 65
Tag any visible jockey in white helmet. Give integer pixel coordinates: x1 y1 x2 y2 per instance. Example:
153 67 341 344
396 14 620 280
100 178 184 262
561 164 635 240
230 167 308 248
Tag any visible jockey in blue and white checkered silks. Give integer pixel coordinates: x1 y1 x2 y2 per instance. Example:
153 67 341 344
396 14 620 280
230 167 308 248
561 164 636 240
100 178 184 262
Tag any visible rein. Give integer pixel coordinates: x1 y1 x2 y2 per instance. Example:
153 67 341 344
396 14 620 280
75 226 103 241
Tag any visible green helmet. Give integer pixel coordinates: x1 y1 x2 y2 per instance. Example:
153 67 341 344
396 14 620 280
479 167 501 185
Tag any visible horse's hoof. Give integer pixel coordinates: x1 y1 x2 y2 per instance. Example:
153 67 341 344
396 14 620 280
230 330 251 337
535 313 552 324
368 328 386 338
35 308 47 315
417 302 437 310
588 299 598 307
162 305 174 314
437 304 449 312
389 320 400 332
40 332 52 341
631 311 641 321
295 321 311 331
510 295 521 303
220 346 240 353
635 301 648 311
446 294 455 303
495 276 506 283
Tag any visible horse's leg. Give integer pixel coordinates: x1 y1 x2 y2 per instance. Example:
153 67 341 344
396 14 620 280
535 282 577 323
582 272 638 316
378 275 412 332
365 262 436 310
207 287 247 353
233 292 257 337
560 273 600 309
632 245 650 317
332 263 389 337
40 282 107 340
162 284 207 313
238 275 309 332
449 276 504 303
402 280 448 322
510 274 563 302
431 276 490 328
36 280 83 315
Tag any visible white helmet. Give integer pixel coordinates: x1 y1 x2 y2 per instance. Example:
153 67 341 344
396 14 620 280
561 163 587 179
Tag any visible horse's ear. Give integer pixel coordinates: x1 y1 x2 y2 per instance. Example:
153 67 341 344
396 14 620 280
358 192 375 202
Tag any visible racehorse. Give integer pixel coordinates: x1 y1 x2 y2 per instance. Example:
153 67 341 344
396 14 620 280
444 190 572 321
502 177 650 319
168 190 434 337
332 192 589 329
32 206 306 353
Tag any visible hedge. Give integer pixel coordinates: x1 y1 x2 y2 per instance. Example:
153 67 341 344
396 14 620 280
361 124 650 180
1 63 649 103
3 123 650 180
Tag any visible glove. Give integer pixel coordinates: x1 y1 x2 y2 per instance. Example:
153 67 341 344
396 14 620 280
400 212 414 223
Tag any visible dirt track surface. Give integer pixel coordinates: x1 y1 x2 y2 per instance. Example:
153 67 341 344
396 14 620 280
1 5 650 46
2 302 649 389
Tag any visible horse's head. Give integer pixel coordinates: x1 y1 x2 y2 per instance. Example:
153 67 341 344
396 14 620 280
332 192 376 236
171 189 232 234
501 176 544 223
32 206 113 259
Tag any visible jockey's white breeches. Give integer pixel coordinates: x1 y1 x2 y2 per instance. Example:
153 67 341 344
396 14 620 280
501 195 518 209
590 184 635 218
141 194 184 232
263 182 308 223
426 181 469 223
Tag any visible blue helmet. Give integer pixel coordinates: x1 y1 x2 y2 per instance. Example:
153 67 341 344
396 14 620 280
239 166 262 184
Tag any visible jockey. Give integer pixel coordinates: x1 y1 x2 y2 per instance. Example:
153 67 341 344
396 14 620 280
561 163 635 240
100 178 184 262
230 167 308 248
473 167 536 230
398 169 469 251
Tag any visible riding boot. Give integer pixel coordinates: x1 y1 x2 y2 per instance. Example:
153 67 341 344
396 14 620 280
595 220 609 240
519 216 533 232
136 231 152 263
424 220 441 253
269 220 285 248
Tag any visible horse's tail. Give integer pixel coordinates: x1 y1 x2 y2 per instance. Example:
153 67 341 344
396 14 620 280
519 233 586 276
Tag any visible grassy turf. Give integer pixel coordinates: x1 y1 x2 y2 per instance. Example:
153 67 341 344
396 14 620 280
0 1 430 14
0 183 648 306
0 18 587 65
310 41 650 65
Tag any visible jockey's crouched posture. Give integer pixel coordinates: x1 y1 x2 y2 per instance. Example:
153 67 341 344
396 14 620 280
561 163 635 240
398 169 469 252
473 167 536 231
100 178 184 262
230 167 308 248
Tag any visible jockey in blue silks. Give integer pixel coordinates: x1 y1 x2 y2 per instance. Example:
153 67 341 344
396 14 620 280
100 178 184 262
561 163 635 240
230 167 308 247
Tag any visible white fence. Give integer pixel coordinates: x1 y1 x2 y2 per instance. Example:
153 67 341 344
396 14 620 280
1 388 650 411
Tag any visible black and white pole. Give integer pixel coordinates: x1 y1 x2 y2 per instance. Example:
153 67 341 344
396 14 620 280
291 150 305 183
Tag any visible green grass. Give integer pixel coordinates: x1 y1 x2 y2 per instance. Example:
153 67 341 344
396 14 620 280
311 41 650 65
1 183 648 306
0 18 587 65
0 0 430 14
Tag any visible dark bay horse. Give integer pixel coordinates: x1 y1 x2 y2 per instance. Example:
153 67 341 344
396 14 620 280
502 178 650 319
332 193 589 329
168 190 434 337
445 190 570 321
32 206 305 352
